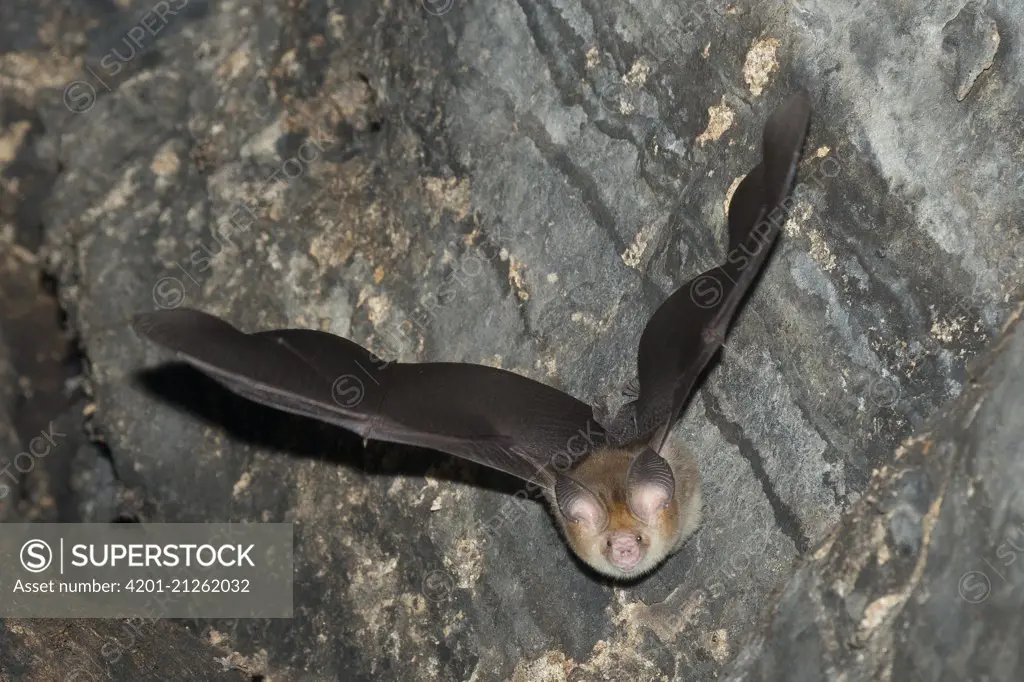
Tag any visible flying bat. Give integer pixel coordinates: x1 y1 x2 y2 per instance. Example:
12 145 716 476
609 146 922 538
133 91 812 580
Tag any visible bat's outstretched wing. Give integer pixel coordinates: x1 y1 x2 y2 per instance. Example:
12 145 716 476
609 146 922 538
629 91 813 445
134 309 603 489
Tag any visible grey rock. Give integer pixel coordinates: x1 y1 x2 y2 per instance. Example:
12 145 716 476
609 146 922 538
723 304 1024 681
0 320 22 521
0 618 250 680
22 0 1024 679
2 66 113 525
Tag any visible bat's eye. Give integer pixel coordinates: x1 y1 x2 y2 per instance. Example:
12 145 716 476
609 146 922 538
635 535 643 544
606 538 613 548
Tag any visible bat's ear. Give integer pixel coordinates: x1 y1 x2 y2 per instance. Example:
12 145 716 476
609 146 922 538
626 447 676 523
554 475 607 530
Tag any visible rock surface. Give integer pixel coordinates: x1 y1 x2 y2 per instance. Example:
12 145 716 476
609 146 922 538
0 320 22 522
0 0 1020 678
0 618 250 680
724 303 1024 681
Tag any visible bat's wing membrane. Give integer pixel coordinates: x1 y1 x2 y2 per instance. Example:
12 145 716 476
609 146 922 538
134 309 603 489
631 91 812 443
134 94 810 476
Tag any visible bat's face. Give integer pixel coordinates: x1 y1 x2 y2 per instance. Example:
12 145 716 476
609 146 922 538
554 446 685 580
561 497 682 579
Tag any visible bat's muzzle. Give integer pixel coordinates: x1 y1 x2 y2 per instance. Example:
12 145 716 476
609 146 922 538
607 532 643 571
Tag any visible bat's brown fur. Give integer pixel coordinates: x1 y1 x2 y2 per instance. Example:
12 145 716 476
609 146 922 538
546 440 702 579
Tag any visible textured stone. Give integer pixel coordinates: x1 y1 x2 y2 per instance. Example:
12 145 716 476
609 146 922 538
723 304 1024 681
5 0 1020 679
0 618 250 680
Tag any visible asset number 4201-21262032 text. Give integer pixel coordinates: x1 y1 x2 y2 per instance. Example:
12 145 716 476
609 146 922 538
124 578 251 593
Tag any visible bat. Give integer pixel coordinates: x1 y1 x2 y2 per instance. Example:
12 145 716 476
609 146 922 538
133 91 812 580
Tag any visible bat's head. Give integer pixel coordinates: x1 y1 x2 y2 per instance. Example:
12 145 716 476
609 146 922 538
554 447 686 580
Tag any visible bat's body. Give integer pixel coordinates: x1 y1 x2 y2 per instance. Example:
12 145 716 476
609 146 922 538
133 92 812 580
